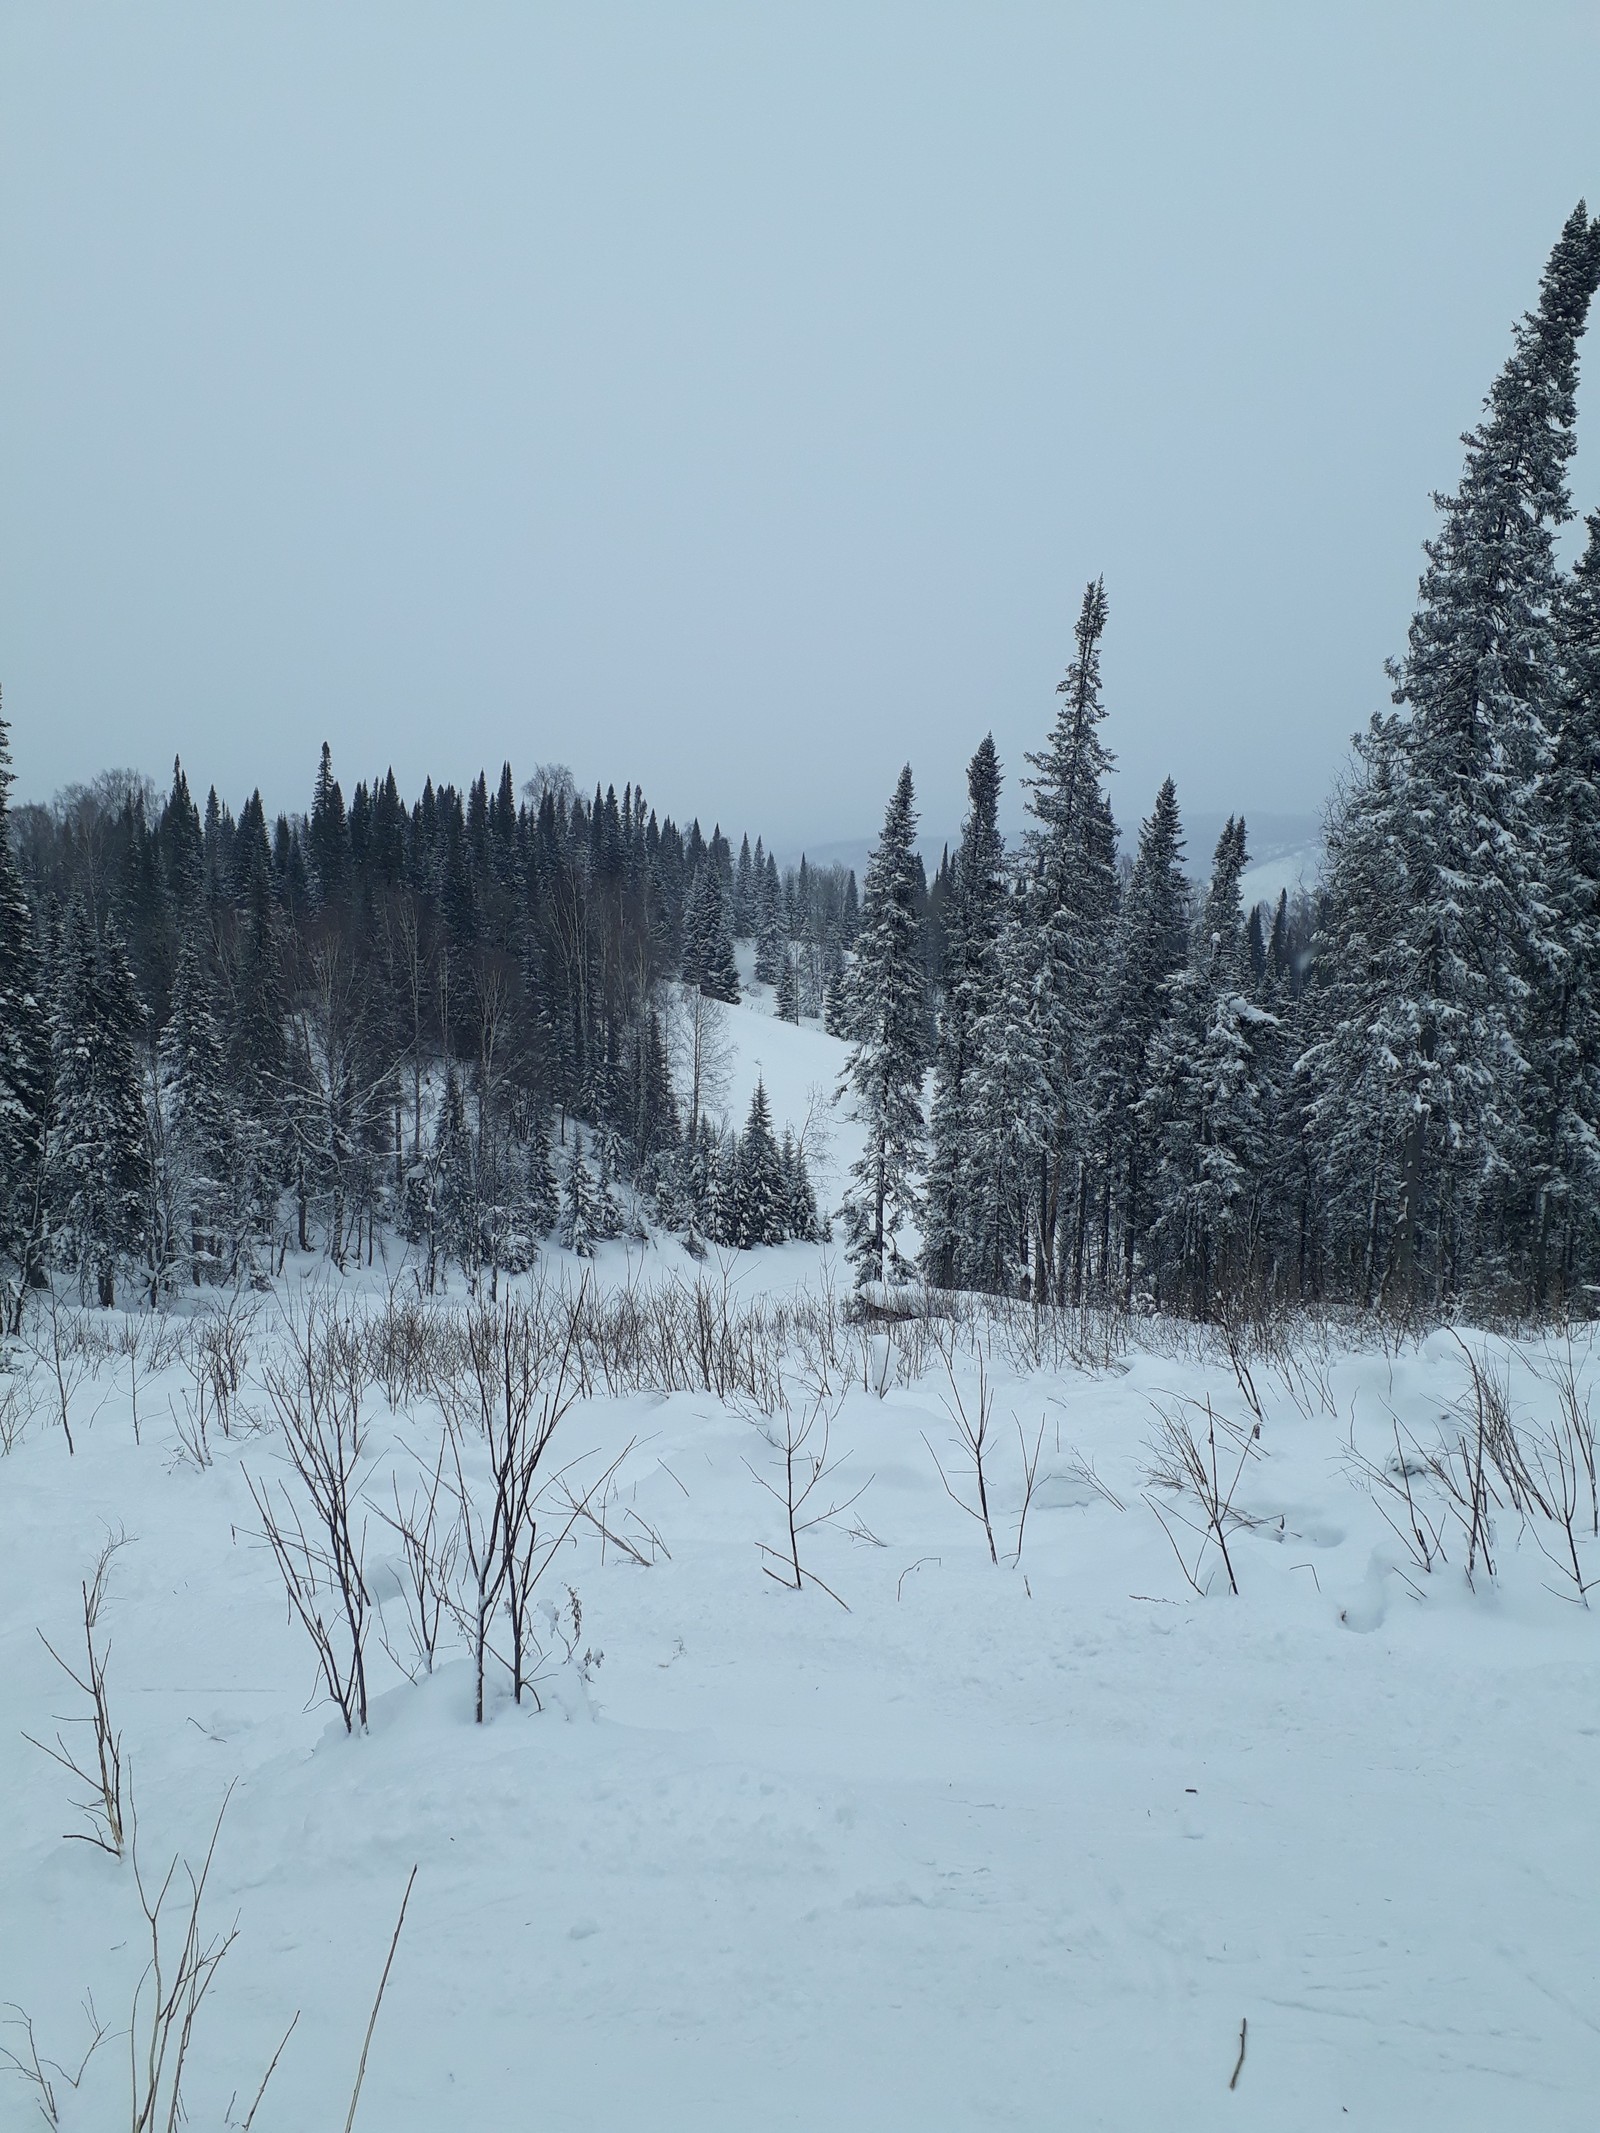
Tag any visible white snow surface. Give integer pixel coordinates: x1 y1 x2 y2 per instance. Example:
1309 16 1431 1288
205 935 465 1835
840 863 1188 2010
3 1000 1598 2130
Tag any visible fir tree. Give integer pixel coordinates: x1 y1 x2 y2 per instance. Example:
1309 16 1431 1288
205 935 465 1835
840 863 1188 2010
839 766 928 1286
1528 508 1600 1296
779 1127 822 1243
1347 202 1600 1302
308 742 351 902
963 887 1051 1293
1092 778 1189 1301
923 734 1005 1288
775 951 800 1024
0 698 50 1322
1139 821 1278 1314
160 928 235 1284
159 757 204 912
52 904 148 1307
559 1138 601 1256
683 865 741 1002
754 854 786 985
733 833 756 936
732 1079 785 1247
1020 579 1119 1296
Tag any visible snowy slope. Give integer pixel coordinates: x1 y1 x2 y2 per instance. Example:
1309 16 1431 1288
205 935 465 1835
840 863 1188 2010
2 992 1598 2132
713 955 863 1216
1237 841 1321 915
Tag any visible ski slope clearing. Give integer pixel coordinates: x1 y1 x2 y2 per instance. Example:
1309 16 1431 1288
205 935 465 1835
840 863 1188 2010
3 1250 1598 2133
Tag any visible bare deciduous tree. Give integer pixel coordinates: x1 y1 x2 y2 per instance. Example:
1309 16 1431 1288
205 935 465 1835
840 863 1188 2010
434 1293 586 1720
246 1309 373 1733
0 1997 110 2128
129 1785 240 2133
745 1387 864 1609
20 1287 95 1455
23 1532 130 1856
376 1448 457 1681
923 1348 1000 1565
1144 1396 1260 1596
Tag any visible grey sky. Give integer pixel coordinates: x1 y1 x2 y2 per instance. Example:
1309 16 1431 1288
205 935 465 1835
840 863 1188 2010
3 3 1598 855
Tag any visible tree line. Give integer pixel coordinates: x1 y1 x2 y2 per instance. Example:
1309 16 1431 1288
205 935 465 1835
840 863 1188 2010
0 734 850 1322
838 202 1600 1320
5 205 1600 1324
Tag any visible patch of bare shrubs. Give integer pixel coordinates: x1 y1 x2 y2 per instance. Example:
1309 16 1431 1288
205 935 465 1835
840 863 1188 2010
23 1532 130 1856
1144 1396 1262 1596
245 1302 375 1733
1348 1335 1600 1602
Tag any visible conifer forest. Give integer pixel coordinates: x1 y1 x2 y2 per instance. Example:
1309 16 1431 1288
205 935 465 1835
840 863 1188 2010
5 203 1600 1329
9 7 1600 2110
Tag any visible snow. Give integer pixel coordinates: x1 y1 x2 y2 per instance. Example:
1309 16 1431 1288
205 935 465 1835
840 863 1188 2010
3 989 1598 2129
1237 841 1321 917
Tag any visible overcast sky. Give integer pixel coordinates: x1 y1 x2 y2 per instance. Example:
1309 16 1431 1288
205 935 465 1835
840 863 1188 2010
3 3 1598 853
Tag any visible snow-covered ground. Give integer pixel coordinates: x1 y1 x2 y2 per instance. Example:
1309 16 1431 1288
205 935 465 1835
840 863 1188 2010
3 1000 1598 2131
1238 841 1320 917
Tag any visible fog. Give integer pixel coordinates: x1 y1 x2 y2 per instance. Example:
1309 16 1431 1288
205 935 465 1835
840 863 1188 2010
3 2 1597 850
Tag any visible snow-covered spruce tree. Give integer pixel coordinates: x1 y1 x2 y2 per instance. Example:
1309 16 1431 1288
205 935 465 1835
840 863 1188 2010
1297 729 1419 1304
624 1005 679 1163
159 756 204 914
52 902 148 1308
1528 509 1600 1296
923 734 1007 1289
780 1127 822 1243
159 928 236 1285
559 1138 602 1256
433 1065 480 1282
673 1114 713 1245
1318 202 1600 1306
963 883 1052 1294
682 864 741 1003
775 951 800 1024
709 1127 743 1247
1138 821 1279 1315
754 853 786 986
308 741 352 904
1091 778 1190 1302
822 960 850 1037
0 699 50 1325
524 1106 561 1240
224 872 288 1257
733 833 756 937
839 765 928 1287
678 864 711 991
1020 579 1119 1298
730 1079 786 1247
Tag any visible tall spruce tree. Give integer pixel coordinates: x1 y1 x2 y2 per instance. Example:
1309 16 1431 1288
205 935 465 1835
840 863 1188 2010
160 928 236 1284
1092 778 1189 1302
1532 510 1600 1292
775 951 800 1024
52 903 148 1307
731 1079 785 1247
1139 820 1277 1315
309 742 351 902
923 734 1006 1288
1320 202 1600 1303
683 864 741 1003
754 854 786 986
1021 579 1118 1297
963 885 1051 1293
839 766 928 1286
0 700 50 1323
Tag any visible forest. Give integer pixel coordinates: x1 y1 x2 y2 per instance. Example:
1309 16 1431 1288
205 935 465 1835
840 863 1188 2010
4 203 1600 1328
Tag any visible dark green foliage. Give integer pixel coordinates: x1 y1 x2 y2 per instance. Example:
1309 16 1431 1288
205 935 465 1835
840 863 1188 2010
0 701 50 1321
839 766 928 1286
